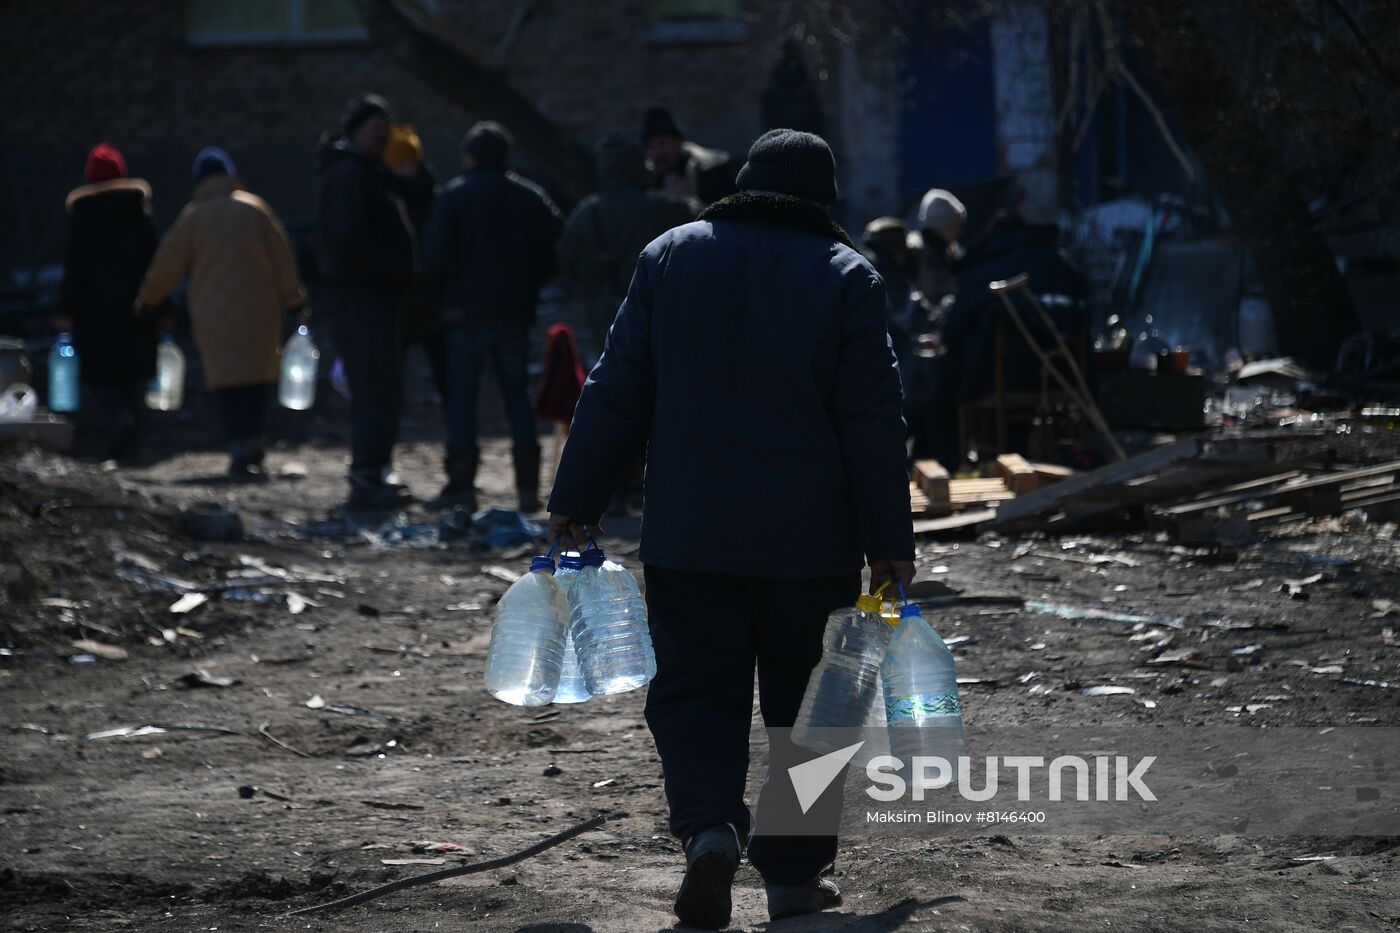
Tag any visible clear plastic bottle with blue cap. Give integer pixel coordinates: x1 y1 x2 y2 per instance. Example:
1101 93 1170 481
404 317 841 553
484 553 570 706
793 588 894 755
882 599 966 780
48 333 80 413
551 551 592 704
569 544 655 695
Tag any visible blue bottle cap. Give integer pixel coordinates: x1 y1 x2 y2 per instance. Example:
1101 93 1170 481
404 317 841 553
581 548 605 567
559 552 584 570
529 555 556 572
900 602 923 619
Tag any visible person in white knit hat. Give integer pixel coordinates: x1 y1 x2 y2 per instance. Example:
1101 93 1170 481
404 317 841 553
910 187 967 306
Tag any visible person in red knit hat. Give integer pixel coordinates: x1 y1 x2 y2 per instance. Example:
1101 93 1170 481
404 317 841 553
84 142 127 184
56 142 159 460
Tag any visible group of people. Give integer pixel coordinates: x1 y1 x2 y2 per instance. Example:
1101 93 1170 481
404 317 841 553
54 95 734 511
56 143 305 470
54 97 1090 928
858 185 1089 466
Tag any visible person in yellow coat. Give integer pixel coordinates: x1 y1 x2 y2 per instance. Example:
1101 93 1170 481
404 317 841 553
137 147 307 478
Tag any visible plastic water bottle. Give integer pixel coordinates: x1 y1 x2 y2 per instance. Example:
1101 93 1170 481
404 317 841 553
146 335 185 411
484 556 570 706
48 333 80 413
279 325 319 410
552 552 592 704
882 603 965 784
793 593 893 755
569 547 655 696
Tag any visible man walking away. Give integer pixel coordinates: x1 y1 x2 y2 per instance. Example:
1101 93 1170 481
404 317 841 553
422 121 562 513
548 129 915 928
56 142 159 461
559 130 697 360
641 106 737 206
138 147 307 479
314 93 416 510
383 124 449 408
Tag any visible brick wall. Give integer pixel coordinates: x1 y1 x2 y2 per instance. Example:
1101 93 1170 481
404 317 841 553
1 0 901 270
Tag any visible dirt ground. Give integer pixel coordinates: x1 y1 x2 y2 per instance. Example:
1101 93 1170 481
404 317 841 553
3 371 1399 932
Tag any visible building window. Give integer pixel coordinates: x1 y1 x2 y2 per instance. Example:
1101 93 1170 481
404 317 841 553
644 0 746 44
185 0 368 45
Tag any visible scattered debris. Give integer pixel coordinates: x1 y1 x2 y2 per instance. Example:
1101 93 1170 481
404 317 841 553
178 668 240 689
1082 685 1136 697
70 639 127 661
305 695 379 717
182 502 244 542
170 592 209 614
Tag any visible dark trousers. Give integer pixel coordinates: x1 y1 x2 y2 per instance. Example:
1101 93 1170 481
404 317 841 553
642 565 861 885
444 324 537 457
89 378 144 458
325 288 402 480
213 383 271 445
401 332 449 405
90 379 143 431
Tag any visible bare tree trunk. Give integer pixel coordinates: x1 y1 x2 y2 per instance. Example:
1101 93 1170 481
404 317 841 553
1114 2 1361 372
352 0 596 206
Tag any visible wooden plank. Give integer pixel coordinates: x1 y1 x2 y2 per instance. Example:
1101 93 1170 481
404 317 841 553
913 508 996 537
995 453 1038 494
1029 461 1074 486
913 460 950 503
994 438 1201 525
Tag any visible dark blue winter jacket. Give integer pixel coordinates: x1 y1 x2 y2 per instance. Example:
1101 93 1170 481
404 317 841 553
548 191 914 578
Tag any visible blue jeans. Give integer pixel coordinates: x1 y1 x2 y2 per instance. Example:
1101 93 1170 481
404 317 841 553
445 324 537 458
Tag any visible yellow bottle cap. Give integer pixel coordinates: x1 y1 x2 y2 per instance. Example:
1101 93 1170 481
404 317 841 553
855 593 884 614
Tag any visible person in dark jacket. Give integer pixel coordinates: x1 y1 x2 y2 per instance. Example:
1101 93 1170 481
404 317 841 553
383 124 449 408
559 131 697 359
421 121 562 512
56 142 159 461
548 129 916 929
641 106 738 207
314 93 417 510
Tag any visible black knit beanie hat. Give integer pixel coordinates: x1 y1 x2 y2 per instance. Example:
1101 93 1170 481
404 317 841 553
461 121 513 169
735 128 837 205
342 93 393 135
641 106 686 142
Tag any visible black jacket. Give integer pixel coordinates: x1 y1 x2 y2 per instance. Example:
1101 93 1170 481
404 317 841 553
389 166 442 339
422 167 562 329
58 179 159 386
314 136 415 295
549 191 914 578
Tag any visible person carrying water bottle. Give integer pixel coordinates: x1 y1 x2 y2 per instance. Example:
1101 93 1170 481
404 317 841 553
137 147 307 479
55 142 160 461
548 129 915 929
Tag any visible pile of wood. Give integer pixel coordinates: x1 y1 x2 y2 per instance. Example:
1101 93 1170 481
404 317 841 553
910 455 1072 530
911 436 1400 542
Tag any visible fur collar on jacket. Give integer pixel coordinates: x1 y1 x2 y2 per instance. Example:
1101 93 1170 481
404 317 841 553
66 177 152 212
699 190 854 248
192 174 241 202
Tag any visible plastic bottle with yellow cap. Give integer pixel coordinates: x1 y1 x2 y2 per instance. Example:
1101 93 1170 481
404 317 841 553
792 587 896 755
